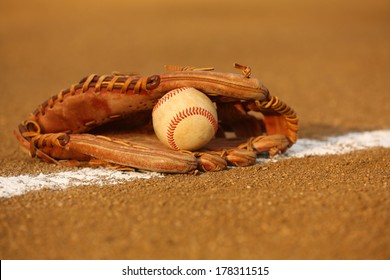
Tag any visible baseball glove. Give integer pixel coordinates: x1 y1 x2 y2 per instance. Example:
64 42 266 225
15 63 298 173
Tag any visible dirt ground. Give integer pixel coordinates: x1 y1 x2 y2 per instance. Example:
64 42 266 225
0 0 389 259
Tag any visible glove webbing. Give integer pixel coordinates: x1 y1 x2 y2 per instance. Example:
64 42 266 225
256 95 298 143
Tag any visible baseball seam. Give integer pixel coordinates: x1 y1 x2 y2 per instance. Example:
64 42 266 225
152 87 190 114
167 107 218 150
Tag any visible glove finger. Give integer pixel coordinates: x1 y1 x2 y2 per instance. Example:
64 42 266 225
67 134 198 173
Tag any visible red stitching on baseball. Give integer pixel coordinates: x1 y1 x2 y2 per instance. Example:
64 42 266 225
152 87 190 113
166 106 218 150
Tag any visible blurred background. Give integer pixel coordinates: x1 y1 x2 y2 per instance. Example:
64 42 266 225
1 0 389 158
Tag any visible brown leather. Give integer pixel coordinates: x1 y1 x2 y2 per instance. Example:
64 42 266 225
15 64 299 173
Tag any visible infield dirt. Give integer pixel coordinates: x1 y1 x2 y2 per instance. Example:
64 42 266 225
0 0 389 259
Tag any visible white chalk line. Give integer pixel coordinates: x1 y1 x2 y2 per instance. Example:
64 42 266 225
0 169 162 198
285 129 390 158
1 130 389 198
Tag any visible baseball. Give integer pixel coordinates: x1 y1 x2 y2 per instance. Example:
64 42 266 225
152 87 218 151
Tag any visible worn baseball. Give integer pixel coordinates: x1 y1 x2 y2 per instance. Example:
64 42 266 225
152 87 218 151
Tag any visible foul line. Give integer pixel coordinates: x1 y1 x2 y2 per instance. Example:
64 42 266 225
1 130 389 198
